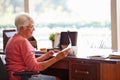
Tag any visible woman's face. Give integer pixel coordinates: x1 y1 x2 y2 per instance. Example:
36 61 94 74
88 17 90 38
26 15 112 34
23 21 35 38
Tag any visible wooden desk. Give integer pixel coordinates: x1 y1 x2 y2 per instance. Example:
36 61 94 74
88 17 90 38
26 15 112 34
41 57 120 80
1 50 120 80
39 54 120 80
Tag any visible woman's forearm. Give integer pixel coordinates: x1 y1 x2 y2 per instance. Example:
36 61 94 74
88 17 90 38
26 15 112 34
36 52 52 61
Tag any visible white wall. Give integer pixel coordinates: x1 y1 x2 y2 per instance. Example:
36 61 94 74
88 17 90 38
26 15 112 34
117 0 120 51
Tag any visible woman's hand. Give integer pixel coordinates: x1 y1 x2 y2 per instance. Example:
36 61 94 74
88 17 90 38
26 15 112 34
55 48 70 60
37 49 60 61
47 49 60 57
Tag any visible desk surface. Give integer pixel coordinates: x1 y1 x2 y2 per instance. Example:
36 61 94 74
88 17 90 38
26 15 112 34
1 48 120 63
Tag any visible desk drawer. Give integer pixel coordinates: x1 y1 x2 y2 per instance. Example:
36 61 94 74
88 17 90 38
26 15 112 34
71 63 100 80
50 60 69 69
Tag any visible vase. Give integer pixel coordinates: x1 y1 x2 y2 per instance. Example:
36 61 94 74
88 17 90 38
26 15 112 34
52 41 54 48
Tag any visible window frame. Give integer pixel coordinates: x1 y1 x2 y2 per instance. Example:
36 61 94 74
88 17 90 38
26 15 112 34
111 0 118 51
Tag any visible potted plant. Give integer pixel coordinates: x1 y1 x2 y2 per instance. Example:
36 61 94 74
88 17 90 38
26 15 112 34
49 33 55 48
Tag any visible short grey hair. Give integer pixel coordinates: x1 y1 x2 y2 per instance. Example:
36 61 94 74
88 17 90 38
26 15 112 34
15 12 34 32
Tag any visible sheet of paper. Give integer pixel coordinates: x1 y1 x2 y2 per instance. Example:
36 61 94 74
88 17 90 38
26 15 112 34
54 42 71 57
53 43 71 56
53 32 72 56
61 42 71 52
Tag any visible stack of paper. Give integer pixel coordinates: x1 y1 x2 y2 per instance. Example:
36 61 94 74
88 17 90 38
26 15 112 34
87 55 106 59
108 52 120 59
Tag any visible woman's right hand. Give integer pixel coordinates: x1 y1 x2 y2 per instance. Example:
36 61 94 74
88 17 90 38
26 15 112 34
55 48 70 60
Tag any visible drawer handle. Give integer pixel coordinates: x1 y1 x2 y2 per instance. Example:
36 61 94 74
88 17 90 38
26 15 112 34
75 70 89 75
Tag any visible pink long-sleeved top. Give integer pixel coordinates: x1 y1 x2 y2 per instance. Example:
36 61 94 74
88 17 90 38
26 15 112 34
5 34 42 80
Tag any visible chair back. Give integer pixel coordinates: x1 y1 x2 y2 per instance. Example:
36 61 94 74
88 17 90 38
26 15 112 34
0 56 9 80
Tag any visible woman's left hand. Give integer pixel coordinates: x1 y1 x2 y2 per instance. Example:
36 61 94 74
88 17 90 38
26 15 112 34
48 49 60 56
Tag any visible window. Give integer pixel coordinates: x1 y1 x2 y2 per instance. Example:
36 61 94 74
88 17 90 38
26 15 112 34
0 0 24 49
29 0 111 50
1 0 118 53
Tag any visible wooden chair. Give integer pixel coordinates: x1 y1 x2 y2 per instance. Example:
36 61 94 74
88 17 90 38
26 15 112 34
0 55 39 80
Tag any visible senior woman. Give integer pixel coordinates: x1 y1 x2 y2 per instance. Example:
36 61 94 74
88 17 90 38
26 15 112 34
5 12 70 80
